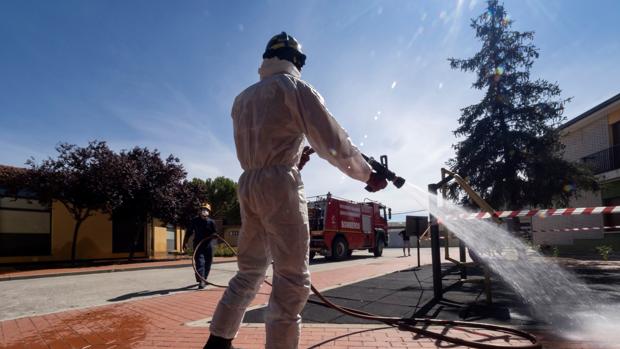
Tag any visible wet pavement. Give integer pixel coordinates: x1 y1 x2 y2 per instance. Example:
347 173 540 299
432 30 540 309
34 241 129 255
2 250 619 348
244 263 542 326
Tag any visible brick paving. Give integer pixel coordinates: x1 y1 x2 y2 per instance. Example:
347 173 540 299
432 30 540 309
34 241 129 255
0 254 609 349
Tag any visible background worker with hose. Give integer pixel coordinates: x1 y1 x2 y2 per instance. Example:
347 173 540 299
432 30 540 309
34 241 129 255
182 203 217 289
203 31 388 349
399 229 411 257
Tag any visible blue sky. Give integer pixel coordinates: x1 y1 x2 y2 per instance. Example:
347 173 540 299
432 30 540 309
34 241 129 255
1 0 619 219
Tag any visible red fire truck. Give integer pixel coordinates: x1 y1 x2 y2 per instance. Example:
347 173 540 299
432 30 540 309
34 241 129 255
307 193 391 261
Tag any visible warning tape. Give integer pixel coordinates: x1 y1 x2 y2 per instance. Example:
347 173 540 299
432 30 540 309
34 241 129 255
527 225 620 233
447 206 620 220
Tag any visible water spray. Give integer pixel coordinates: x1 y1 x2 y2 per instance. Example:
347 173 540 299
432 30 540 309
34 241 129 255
407 171 620 346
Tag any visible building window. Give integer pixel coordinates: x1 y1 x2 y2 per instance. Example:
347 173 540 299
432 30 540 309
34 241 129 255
166 224 176 252
112 213 145 253
0 197 51 257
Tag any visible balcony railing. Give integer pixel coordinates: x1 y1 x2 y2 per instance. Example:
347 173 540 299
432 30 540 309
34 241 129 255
581 144 620 174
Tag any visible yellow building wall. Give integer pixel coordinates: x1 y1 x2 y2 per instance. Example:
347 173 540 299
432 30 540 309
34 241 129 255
0 201 147 264
608 108 620 125
151 219 188 259
153 221 168 255
222 225 241 247
179 228 187 250
178 227 186 251
2 199 197 264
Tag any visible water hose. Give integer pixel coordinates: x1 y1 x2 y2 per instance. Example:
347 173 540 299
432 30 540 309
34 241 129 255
191 234 233 288
191 235 541 349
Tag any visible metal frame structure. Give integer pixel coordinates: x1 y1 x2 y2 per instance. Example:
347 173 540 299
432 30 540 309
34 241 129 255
428 168 501 302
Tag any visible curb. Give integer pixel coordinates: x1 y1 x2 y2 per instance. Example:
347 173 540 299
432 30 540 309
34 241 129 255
0 258 237 282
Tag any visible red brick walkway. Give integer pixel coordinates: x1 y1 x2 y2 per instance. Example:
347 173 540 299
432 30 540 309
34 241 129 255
0 256 604 349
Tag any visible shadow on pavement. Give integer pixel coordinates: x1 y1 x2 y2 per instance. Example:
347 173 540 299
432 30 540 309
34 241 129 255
244 258 620 328
244 263 539 326
107 284 198 302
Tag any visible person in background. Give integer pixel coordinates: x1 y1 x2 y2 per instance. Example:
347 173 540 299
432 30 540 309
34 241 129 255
399 229 411 257
183 203 217 289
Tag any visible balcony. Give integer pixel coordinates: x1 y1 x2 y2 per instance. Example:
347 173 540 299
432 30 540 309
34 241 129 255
581 144 620 174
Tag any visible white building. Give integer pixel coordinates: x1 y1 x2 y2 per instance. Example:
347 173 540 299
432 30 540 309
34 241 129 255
532 93 620 252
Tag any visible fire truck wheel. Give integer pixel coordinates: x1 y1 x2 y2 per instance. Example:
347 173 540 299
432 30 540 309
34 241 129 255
309 251 316 261
373 237 385 257
331 236 349 261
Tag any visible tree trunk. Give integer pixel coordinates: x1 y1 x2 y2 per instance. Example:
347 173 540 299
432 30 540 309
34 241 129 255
128 229 138 261
128 218 146 261
71 219 83 264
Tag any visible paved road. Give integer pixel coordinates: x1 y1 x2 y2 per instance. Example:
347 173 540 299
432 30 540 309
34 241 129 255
7 247 581 349
0 248 458 321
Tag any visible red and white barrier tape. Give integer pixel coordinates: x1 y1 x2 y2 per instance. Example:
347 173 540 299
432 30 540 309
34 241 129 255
527 225 620 233
447 206 620 220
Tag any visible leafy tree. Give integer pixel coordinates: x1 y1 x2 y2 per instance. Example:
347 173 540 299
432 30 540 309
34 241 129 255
175 179 209 229
19 139 237 262
0 165 27 197
26 141 119 263
205 176 238 219
191 177 240 225
223 199 241 226
447 0 597 210
113 147 186 259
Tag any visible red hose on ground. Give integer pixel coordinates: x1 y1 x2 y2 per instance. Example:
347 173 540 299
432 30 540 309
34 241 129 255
191 235 541 349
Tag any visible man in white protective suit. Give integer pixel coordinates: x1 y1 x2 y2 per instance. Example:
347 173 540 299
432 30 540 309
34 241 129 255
203 32 388 349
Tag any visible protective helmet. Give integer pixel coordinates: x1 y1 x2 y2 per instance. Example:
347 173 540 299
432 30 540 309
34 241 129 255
263 31 306 70
200 203 211 212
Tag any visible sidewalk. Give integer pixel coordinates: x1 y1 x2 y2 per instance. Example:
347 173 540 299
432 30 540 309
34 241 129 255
0 253 604 349
0 257 236 282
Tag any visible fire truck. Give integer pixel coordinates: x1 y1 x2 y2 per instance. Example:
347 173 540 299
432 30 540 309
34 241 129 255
307 193 391 261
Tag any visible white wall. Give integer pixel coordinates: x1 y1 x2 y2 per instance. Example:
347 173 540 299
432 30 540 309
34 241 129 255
532 115 608 245
532 190 604 245
562 116 609 161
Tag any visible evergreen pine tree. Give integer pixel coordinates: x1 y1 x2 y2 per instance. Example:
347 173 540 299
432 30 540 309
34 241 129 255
448 0 597 210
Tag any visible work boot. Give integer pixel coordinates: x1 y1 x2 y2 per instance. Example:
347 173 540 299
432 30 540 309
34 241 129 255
203 334 234 349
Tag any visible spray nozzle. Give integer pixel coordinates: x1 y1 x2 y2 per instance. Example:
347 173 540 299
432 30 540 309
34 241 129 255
362 154 406 191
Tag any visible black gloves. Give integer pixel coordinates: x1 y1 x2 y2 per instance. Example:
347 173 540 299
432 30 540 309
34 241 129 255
297 146 315 171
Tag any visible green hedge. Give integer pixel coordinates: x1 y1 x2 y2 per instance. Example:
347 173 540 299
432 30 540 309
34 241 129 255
214 243 237 257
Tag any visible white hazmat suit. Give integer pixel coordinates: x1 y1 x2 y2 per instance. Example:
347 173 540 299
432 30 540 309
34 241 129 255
208 57 372 349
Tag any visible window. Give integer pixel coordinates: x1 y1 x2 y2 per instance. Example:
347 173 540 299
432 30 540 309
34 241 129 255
0 196 51 256
166 224 176 252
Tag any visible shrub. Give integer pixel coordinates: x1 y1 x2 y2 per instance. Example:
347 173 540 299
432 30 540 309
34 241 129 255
214 243 237 257
595 245 613 261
